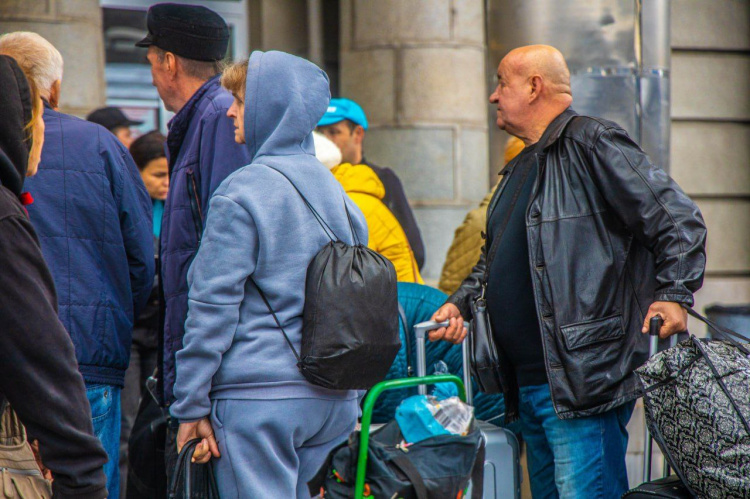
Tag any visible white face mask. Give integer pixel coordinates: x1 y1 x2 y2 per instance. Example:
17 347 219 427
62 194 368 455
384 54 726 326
312 131 342 169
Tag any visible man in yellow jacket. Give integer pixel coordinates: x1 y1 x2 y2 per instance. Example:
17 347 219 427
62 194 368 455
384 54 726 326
332 161 423 284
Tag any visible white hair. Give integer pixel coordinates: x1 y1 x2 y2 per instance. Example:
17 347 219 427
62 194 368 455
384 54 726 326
0 31 64 92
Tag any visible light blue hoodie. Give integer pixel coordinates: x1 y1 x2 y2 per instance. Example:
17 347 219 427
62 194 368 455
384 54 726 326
170 51 368 422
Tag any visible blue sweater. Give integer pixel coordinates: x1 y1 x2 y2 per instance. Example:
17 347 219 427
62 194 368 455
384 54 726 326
171 51 368 422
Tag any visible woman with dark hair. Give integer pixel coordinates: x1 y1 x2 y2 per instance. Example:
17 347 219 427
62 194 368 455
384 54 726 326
0 54 108 498
119 130 168 497
130 130 168 237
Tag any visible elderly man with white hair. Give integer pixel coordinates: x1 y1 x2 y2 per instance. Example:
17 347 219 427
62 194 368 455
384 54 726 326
0 32 154 499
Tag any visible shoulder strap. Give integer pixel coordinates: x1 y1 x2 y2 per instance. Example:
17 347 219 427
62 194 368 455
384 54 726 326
390 454 429 499
482 117 576 286
262 164 339 242
342 197 362 246
685 307 750 355
250 279 302 363
481 160 534 286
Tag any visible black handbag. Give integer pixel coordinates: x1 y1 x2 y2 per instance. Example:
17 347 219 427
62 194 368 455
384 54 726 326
168 438 220 499
468 287 504 394
251 165 401 391
308 419 485 498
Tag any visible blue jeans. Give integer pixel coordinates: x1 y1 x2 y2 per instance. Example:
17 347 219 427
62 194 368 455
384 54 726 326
519 384 634 498
87 383 121 499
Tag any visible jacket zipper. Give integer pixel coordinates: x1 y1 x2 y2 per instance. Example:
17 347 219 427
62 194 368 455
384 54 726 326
186 169 204 244
0 467 43 476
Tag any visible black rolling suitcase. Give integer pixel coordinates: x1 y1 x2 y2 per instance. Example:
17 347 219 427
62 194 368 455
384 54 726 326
621 317 692 498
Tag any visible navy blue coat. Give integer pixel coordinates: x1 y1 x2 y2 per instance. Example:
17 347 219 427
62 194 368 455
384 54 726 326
160 76 252 405
25 104 154 387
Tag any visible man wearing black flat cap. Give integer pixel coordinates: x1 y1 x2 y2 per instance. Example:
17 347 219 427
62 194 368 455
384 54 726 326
135 1 251 481
86 107 143 148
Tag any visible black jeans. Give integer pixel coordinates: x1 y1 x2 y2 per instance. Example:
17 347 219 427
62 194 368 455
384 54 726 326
119 341 158 499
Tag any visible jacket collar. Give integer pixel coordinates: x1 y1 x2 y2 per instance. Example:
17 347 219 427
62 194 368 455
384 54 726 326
497 108 577 176
538 107 578 150
166 75 221 168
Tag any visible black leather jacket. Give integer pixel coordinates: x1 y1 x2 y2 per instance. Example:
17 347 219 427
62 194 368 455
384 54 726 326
449 108 707 420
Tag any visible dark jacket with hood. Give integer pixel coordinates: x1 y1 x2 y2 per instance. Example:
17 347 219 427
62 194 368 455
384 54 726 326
449 108 707 421
24 103 154 388
160 75 252 406
0 55 108 499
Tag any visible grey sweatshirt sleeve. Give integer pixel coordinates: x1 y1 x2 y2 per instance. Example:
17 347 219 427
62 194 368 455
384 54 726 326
170 194 258 422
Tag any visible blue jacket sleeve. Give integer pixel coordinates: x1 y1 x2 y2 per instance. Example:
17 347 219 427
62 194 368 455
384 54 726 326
198 110 252 214
170 193 258 422
105 139 155 318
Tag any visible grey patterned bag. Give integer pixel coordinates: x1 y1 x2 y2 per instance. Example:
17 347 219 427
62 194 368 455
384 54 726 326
635 308 750 498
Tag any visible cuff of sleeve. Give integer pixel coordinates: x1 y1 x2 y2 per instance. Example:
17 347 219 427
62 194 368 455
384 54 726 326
177 415 210 424
169 399 210 423
447 294 472 320
654 291 694 307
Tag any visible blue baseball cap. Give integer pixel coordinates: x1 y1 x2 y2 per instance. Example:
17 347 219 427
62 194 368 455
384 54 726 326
317 98 369 130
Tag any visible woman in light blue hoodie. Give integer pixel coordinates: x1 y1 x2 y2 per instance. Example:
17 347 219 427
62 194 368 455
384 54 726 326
170 51 368 497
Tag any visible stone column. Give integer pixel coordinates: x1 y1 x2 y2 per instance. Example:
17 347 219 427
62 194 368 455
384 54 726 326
0 0 106 116
340 0 489 281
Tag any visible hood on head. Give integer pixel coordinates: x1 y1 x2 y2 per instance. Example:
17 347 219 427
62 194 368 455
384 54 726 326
0 55 32 195
243 50 331 161
331 163 385 200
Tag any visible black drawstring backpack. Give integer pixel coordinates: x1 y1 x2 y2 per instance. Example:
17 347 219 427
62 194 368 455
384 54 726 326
251 166 401 390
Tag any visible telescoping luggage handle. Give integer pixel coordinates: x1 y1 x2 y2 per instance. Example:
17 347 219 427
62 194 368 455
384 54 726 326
413 320 473 404
642 315 664 483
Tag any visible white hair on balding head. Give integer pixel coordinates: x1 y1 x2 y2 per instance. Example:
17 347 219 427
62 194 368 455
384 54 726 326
0 31 64 93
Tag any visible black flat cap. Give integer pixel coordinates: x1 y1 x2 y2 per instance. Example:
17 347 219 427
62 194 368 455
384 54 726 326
135 3 229 62
86 107 143 131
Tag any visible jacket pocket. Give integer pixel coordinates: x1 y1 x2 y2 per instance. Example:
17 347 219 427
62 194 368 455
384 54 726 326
560 315 624 351
186 169 203 243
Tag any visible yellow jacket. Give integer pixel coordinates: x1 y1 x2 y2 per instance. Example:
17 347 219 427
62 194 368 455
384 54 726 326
437 186 496 294
332 163 423 283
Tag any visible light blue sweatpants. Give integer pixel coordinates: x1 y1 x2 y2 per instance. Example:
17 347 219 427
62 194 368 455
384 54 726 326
210 397 358 498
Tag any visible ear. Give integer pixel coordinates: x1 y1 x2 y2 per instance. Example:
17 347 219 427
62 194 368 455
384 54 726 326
49 80 61 109
353 125 365 145
165 52 178 80
529 75 543 103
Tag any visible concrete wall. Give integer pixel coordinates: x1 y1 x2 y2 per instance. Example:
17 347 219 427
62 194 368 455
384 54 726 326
248 0 308 57
0 0 106 116
670 0 750 331
339 0 488 282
